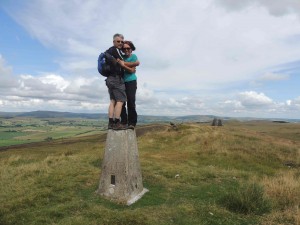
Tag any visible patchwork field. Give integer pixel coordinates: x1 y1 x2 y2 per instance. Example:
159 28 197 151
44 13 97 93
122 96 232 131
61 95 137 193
0 117 106 147
0 121 299 224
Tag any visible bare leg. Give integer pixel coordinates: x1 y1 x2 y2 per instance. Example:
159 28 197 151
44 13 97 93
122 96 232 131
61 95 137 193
114 101 124 119
108 100 116 118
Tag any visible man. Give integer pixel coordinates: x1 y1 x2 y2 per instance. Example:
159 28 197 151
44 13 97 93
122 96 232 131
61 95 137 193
105 34 134 130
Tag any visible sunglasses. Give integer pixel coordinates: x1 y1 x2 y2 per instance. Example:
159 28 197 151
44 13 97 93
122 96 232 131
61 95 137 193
123 47 131 51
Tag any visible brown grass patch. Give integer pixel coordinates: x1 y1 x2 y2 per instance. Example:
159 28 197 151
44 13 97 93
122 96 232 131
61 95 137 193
262 171 300 210
260 207 299 225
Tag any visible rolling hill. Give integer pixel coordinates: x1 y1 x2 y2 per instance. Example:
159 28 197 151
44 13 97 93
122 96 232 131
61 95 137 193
0 121 299 224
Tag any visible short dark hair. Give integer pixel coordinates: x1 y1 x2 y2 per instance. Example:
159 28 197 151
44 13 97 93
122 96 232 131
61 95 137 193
123 40 136 51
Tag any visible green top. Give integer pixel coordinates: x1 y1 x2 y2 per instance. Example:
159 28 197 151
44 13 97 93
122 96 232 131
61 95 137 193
124 54 138 82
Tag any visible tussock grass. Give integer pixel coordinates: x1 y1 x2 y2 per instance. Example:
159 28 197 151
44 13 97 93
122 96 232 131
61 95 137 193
262 171 300 210
219 182 271 215
0 122 300 224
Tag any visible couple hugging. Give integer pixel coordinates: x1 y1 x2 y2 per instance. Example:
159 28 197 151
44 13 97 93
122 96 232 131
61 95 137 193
103 33 140 130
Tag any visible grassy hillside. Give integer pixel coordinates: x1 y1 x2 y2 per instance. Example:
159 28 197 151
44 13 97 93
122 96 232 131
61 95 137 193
0 122 299 225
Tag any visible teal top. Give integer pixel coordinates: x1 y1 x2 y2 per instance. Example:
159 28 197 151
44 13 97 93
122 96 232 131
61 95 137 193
124 54 138 82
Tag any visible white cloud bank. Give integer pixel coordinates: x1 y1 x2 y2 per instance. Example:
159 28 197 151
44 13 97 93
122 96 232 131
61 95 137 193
1 0 300 118
1 56 299 118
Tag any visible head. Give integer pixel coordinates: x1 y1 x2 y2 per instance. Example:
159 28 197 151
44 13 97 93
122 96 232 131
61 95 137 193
122 40 136 56
113 33 124 49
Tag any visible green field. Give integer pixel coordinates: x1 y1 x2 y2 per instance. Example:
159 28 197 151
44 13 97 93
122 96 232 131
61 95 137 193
0 117 106 147
0 121 299 224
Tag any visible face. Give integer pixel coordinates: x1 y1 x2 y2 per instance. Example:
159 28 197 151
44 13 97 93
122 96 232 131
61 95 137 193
123 43 132 56
113 36 124 49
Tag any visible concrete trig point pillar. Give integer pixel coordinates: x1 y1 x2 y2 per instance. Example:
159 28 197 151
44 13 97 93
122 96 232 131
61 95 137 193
97 129 148 205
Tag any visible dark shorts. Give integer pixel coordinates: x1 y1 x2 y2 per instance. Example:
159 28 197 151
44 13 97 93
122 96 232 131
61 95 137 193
105 76 127 102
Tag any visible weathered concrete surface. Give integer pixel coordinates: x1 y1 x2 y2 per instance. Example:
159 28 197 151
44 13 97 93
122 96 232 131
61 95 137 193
97 129 148 205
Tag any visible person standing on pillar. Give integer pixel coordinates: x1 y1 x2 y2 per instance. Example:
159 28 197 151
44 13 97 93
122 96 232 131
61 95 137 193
119 41 140 129
105 34 135 130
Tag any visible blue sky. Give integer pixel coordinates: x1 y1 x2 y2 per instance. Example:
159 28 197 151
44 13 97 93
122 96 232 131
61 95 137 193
0 0 300 119
0 9 58 75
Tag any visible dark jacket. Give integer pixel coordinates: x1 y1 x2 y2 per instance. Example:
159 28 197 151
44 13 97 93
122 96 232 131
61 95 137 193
105 46 124 77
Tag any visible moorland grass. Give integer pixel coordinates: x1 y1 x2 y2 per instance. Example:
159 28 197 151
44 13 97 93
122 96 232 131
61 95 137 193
0 122 299 224
219 182 271 215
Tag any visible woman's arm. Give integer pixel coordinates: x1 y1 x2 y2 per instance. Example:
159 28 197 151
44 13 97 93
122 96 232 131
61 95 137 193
117 60 136 73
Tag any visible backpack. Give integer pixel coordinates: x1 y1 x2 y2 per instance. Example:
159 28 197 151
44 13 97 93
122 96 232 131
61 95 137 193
97 52 114 77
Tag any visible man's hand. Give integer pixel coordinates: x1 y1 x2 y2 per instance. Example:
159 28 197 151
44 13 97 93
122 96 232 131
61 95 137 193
117 59 125 67
124 61 140 67
130 67 136 73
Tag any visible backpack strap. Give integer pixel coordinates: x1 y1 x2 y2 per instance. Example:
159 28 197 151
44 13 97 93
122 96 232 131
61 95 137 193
116 48 124 60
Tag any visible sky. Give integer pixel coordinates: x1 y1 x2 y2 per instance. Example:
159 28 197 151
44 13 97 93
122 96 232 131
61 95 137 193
0 0 300 119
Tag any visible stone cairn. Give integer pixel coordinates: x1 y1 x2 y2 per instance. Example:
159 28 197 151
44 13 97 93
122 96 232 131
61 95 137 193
169 122 178 131
211 118 223 126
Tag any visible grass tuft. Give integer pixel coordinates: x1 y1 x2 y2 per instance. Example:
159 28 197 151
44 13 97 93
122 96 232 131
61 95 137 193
262 171 300 210
219 182 272 215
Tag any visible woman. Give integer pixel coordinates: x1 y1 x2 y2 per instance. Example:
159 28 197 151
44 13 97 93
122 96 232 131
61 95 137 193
118 41 140 129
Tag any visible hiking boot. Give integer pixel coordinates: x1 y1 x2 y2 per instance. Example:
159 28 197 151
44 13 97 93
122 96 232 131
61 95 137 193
113 121 127 130
128 124 135 130
108 122 114 130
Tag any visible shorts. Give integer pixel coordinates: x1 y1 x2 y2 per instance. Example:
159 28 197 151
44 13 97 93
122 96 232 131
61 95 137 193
105 76 127 102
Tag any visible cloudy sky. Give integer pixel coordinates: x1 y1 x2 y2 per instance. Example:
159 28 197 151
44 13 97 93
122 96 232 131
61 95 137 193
1 0 300 119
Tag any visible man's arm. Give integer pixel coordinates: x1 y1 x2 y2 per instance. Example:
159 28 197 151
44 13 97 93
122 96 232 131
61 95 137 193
107 47 123 60
124 60 140 67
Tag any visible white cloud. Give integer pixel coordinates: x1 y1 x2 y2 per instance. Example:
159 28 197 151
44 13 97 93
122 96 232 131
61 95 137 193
0 55 109 112
259 72 290 81
1 56 300 117
215 91 300 118
1 1 300 118
0 55 12 75
38 74 70 91
286 96 300 110
0 55 18 88
215 0 300 17
238 91 273 107
6 1 300 83
222 100 244 111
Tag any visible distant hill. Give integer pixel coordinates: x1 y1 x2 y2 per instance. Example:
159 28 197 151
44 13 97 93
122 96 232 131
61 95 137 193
17 111 105 119
172 115 216 122
0 110 299 123
0 112 23 118
0 111 216 123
